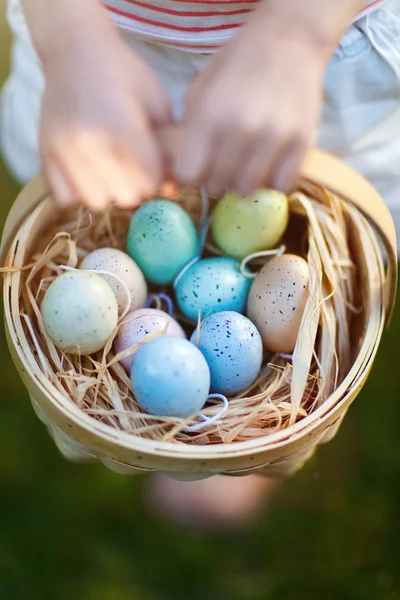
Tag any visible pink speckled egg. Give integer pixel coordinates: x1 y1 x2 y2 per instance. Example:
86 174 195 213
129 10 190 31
114 308 186 373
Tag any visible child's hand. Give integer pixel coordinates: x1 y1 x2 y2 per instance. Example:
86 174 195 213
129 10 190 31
172 16 325 197
40 35 172 210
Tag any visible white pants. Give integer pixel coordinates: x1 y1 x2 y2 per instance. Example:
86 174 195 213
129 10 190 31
2 0 400 246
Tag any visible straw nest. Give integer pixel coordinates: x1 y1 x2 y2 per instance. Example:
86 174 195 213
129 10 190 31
12 183 365 446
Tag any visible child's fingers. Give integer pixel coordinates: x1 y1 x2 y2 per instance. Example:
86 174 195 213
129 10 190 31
112 136 162 202
157 125 182 176
204 134 247 197
43 160 76 208
72 132 154 206
143 85 173 129
46 127 162 211
53 146 110 211
135 67 173 129
273 137 308 193
233 136 282 195
233 130 308 195
85 148 147 208
173 124 215 186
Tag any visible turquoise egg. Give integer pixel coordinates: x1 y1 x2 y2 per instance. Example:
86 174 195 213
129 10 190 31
176 257 251 323
126 200 199 285
191 311 263 395
131 336 210 418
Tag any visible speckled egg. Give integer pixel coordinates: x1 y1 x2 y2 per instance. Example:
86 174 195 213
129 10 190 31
211 189 289 260
191 311 263 395
247 254 309 353
114 308 186 373
131 336 210 417
126 200 199 285
80 247 147 315
175 257 252 323
41 271 119 355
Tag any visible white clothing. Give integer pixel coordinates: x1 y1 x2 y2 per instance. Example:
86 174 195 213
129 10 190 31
1 0 400 250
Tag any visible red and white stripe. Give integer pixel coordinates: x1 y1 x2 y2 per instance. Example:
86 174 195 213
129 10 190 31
102 0 388 52
358 0 387 17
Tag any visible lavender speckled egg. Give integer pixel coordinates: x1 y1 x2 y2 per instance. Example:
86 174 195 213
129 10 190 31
131 336 210 418
41 271 119 355
176 257 252 323
190 311 263 395
114 308 186 373
80 247 147 315
126 200 199 285
247 254 309 353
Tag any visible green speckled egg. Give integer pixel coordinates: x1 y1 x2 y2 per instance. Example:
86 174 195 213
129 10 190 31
41 271 119 355
211 189 289 260
126 200 199 285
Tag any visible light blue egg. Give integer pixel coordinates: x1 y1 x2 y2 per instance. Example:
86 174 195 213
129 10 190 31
176 257 252 323
131 336 210 418
191 311 263 395
126 200 199 285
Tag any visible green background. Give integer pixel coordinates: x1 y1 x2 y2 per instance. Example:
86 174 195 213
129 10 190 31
0 12 399 600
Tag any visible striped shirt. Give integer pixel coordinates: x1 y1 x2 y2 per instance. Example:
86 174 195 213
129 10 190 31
102 0 388 52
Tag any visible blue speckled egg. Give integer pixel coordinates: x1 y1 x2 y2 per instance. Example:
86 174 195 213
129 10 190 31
126 200 199 285
191 311 263 395
131 336 210 417
176 257 252 323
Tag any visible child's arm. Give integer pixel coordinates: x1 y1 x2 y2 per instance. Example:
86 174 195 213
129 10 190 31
21 0 172 209
173 0 365 196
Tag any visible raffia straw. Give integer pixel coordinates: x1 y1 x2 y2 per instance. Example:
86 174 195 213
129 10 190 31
318 285 339 404
8 184 361 445
290 235 322 425
292 191 353 380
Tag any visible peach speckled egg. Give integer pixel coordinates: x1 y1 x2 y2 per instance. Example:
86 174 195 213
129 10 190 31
247 254 309 353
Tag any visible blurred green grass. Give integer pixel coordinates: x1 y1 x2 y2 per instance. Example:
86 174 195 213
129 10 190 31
0 12 399 600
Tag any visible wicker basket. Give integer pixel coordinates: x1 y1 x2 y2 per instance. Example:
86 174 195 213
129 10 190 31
1 149 397 480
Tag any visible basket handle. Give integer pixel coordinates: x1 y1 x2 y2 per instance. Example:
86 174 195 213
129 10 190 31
1 148 397 325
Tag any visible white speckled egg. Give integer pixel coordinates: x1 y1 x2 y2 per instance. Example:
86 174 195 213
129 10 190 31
42 271 119 355
80 247 147 315
211 189 289 260
247 254 309 353
190 311 263 395
114 308 186 373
